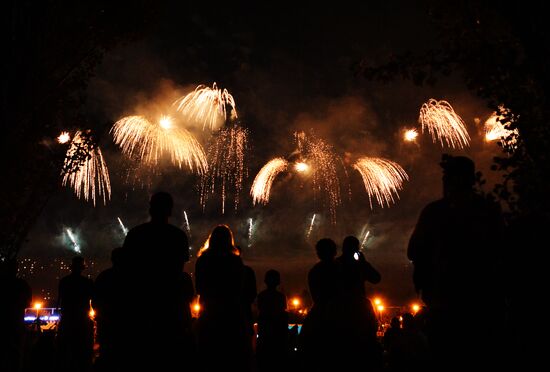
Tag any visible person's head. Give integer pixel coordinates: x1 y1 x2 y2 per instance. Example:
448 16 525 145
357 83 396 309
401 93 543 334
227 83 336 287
70 256 86 274
342 236 360 256
264 269 281 289
110 247 126 268
440 154 476 198
390 316 401 329
315 238 337 261
199 225 239 256
149 192 173 220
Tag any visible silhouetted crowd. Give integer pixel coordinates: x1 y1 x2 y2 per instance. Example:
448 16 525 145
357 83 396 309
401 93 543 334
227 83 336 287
1 155 524 372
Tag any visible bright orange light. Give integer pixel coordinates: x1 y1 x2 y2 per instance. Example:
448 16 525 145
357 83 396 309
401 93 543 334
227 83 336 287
374 298 381 306
57 132 71 144
193 303 201 312
292 298 301 307
412 304 420 313
404 129 418 142
377 305 384 312
294 162 309 173
159 115 173 129
89 308 95 319
33 302 42 310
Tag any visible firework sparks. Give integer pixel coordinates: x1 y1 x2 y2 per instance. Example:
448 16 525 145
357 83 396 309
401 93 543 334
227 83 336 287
247 218 254 247
57 132 71 144
251 158 289 205
66 228 81 253
484 112 518 150
183 211 191 235
403 129 418 142
419 99 470 148
361 230 370 248
61 131 111 206
111 115 207 173
353 157 409 208
200 125 249 213
294 162 309 173
117 217 128 235
174 83 237 130
306 214 316 238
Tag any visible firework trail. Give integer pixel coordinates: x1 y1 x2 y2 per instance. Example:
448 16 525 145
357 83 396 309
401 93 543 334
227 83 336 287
484 110 518 150
61 131 111 206
111 115 208 173
419 99 470 149
247 218 254 248
361 230 370 248
174 83 237 130
183 211 191 235
66 228 81 253
306 214 316 238
200 125 249 213
117 217 128 235
251 158 289 205
353 157 409 208
295 131 342 223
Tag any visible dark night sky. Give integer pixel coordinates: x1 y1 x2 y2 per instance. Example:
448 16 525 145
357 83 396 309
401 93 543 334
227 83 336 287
19 1 506 306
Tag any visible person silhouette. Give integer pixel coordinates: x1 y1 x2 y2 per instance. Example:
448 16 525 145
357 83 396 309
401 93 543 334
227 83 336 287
122 191 192 370
256 269 289 372
299 238 340 372
194 225 249 372
0 258 32 372
334 235 382 370
56 255 94 372
407 154 506 371
235 245 257 369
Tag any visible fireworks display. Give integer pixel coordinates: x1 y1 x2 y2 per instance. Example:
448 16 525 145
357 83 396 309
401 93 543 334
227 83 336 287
403 129 418 142
419 99 470 149
247 218 254 247
353 157 409 208
61 131 111 206
174 83 237 130
306 213 316 238
183 211 191 236
57 132 71 144
117 217 128 235
111 115 208 173
251 158 289 205
200 125 249 213
484 111 518 150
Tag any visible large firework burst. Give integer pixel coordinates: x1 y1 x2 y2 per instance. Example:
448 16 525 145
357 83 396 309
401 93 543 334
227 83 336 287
174 83 237 130
111 115 207 173
419 99 470 149
61 131 111 206
352 157 409 208
200 124 249 213
251 157 289 205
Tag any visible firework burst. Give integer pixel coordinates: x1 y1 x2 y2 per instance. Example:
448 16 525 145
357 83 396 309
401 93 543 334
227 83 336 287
403 128 418 142
251 158 289 205
57 132 71 144
484 111 518 150
200 125 249 213
61 131 111 206
174 83 237 130
353 157 409 208
111 115 207 173
419 99 470 148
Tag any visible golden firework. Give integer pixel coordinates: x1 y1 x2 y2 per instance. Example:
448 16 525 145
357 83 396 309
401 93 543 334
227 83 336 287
419 99 470 148
111 115 207 173
484 111 518 150
353 157 409 208
174 83 237 130
250 158 289 205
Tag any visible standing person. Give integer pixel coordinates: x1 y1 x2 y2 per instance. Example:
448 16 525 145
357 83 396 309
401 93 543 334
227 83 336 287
236 245 257 369
0 258 32 372
56 256 94 372
407 154 506 371
256 269 289 372
122 191 192 370
334 235 382 370
194 225 249 372
299 238 340 372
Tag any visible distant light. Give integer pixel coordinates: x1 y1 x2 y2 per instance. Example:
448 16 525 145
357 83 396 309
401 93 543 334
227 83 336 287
412 304 420 313
33 302 42 310
377 305 384 312
404 129 418 142
159 115 173 129
193 303 201 312
294 162 309 173
292 298 300 307
374 298 381 306
57 132 71 144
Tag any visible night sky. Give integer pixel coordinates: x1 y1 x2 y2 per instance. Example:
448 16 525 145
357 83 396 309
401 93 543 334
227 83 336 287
19 2 506 306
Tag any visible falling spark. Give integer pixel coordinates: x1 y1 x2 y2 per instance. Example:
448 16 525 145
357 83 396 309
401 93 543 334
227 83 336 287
306 214 316 238
61 131 111 206
247 218 254 248
403 129 418 142
57 132 71 144
117 217 128 235
200 125 249 213
361 230 370 248
484 112 518 150
353 157 409 208
66 228 81 253
111 115 207 173
183 211 191 235
419 99 470 148
251 158 289 205
174 83 237 130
